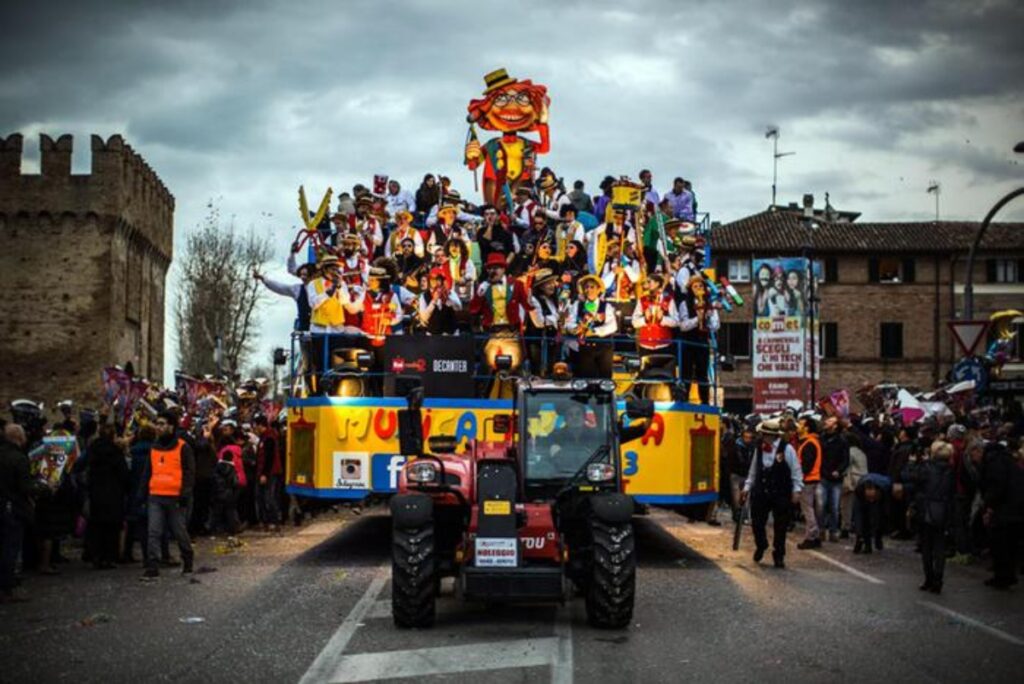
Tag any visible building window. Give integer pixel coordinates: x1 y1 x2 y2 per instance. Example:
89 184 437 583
823 257 838 283
880 322 903 359
818 322 838 359
719 322 751 359
987 258 1022 283
727 259 751 283
869 257 915 284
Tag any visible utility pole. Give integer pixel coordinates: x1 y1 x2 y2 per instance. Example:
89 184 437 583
765 127 795 207
801 193 818 405
927 181 940 221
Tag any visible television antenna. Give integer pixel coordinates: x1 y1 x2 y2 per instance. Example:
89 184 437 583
765 126 795 207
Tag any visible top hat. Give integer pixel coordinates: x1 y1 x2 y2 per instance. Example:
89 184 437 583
485 252 508 269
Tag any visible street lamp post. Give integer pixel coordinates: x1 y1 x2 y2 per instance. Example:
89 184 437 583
963 186 1024 320
962 142 1024 320
801 194 818 405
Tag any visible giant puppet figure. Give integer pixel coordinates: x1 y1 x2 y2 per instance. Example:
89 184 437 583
464 68 550 210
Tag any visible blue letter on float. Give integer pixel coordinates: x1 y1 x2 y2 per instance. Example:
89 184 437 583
454 411 478 446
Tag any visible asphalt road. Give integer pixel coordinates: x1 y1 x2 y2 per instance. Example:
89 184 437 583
1 506 1021 683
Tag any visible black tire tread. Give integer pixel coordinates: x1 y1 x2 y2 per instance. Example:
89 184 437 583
392 524 436 628
585 519 635 629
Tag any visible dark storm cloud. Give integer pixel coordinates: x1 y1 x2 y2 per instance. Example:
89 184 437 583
2 0 1021 378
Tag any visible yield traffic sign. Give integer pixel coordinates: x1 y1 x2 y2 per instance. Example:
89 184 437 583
947 320 989 357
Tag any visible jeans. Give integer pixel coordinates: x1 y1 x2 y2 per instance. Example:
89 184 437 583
799 484 821 541
146 497 193 571
818 481 843 534
1 503 24 592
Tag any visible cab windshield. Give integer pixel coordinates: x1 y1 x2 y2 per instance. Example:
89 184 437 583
522 391 613 491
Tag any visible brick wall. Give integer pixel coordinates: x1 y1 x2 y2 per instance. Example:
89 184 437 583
0 133 174 411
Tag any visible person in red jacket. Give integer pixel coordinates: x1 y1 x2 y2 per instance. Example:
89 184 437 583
470 252 532 386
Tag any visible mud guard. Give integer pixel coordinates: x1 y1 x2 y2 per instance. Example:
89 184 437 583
391 493 434 529
590 493 634 525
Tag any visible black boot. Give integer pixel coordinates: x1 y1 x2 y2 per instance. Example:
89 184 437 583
863 536 873 554
753 547 766 563
853 537 864 554
772 551 785 569
181 552 194 575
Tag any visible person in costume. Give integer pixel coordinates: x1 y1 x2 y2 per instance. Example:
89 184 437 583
464 68 550 209
343 265 403 351
425 189 482 229
564 274 618 379
510 186 539 231
599 238 641 304
631 274 679 358
587 207 637 275
560 240 588 296
417 267 462 335
305 254 351 393
385 209 425 258
394 237 425 294
643 200 674 273
525 268 561 377
444 237 477 304
470 253 533 386
476 205 519 263
556 204 586 259
353 195 383 258
678 274 721 404
740 419 804 569
537 169 572 223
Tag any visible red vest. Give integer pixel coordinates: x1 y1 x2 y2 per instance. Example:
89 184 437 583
638 296 673 349
361 292 395 346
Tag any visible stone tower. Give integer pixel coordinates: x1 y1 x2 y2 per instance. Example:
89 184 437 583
0 133 174 411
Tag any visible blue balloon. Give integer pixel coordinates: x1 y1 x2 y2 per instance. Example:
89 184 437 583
577 211 598 230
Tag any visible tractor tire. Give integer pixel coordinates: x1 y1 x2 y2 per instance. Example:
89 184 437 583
391 523 436 628
585 519 635 629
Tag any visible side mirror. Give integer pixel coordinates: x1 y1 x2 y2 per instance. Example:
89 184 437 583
397 408 423 456
625 397 655 420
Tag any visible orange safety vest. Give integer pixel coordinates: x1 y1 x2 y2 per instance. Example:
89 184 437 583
798 434 822 483
150 439 184 497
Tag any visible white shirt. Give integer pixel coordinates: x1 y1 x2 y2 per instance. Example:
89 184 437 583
385 189 416 217
743 439 804 494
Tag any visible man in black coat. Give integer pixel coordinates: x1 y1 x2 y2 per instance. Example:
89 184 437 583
85 424 130 569
979 441 1024 589
819 417 850 542
906 440 955 593
1 423 34 602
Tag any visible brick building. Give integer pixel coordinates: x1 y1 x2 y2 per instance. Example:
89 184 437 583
0 133 174 410
711 203 1024 414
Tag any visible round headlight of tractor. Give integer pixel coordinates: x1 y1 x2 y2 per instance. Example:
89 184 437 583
407 461 438 483
599 379 616 393
571 379 589 392
586 463 616 483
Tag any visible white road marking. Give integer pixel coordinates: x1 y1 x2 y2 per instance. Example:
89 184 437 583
919 600 1024 647
806 550 885 585
324 638 561 683
552 605 574 684
299 567 389 684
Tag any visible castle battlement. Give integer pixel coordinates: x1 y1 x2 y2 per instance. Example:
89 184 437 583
0 133 174 260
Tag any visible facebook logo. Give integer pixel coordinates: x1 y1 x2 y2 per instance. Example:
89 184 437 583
371 453 407 492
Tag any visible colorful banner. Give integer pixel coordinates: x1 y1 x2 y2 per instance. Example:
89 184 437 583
29 436 78 490
751 258 819 413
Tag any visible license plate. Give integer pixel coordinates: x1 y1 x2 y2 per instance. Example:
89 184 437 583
475 537 517 567
483 500 511 515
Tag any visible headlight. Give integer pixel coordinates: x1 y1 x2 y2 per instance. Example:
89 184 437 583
407 461 438 483
586 463 615 483
598 379 616 393
571 379 589 391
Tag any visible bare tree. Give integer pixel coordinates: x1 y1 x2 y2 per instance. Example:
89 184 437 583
175 204 273 377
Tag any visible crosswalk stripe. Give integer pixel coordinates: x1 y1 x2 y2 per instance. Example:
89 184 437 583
325 637 561 683
299 567 389 684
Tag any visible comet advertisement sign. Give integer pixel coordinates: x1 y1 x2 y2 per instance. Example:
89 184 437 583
382 335 475 397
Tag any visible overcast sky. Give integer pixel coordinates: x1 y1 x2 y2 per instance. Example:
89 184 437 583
2 0 1022 384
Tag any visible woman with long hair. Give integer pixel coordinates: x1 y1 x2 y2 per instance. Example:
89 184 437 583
415 173 440 214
